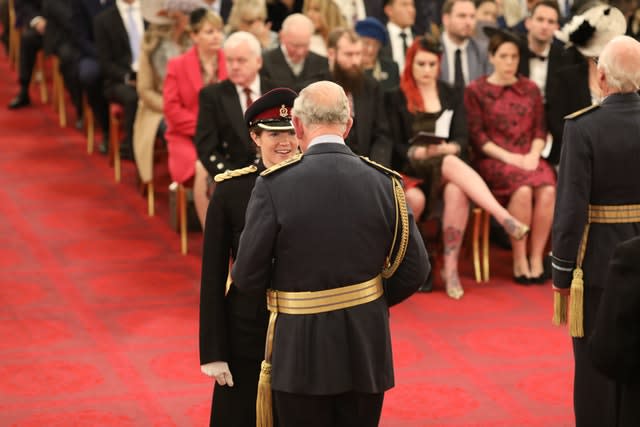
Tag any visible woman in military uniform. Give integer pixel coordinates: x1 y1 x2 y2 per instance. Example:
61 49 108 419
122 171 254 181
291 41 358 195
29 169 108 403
199 88 299 427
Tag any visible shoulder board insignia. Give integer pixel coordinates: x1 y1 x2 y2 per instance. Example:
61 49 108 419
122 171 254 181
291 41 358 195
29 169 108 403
260 153 303 176
564 104 599 120
213 165 258 183
359 156 402 179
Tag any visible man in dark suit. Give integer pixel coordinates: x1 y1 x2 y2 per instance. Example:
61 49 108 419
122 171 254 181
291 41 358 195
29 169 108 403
589 236 640 427
325 27 394 166
7 0 44 109
380 0 416 73
552 35 640 427
260 13 328 92
194 31 274 185
232 80 430 427
93 0 143 158
70 0 113 148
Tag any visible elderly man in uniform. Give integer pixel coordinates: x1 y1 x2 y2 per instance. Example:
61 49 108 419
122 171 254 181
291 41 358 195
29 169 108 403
232 80 430 427
199 88 300 427
551 35 640 427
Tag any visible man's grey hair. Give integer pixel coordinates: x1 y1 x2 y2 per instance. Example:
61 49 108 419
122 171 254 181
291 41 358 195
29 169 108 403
597 36 640 93
292 82 350 128
281 13 314 34
224 31 262 58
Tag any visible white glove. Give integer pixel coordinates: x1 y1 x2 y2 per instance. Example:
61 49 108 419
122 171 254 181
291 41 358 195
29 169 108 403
201 361 234 387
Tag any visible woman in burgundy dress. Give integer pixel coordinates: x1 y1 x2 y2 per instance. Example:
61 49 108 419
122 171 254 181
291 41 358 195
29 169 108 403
465 27 556 284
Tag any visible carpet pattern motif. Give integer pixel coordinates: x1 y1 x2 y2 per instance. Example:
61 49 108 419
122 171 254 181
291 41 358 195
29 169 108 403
0 54 574 426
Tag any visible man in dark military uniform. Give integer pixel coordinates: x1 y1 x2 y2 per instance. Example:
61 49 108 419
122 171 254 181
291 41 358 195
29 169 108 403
232 81 430 427
199 88 300 427
551 35 640 427
589 236 640 427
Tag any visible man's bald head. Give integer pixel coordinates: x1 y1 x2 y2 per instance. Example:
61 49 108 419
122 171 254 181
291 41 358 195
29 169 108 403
598 35 640 94
292 81 352 149
280 13 314 64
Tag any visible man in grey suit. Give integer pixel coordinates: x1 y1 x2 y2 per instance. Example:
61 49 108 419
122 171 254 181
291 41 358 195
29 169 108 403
260 13 328 92
440 0 491 87
232 80 429 427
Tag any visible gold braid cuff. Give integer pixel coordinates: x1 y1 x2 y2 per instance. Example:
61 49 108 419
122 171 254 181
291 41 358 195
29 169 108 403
382 176 409 279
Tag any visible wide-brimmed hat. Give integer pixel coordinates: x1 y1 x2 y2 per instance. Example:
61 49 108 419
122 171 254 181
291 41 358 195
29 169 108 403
245 88 298 131
555 4 626 58
141 0 173 25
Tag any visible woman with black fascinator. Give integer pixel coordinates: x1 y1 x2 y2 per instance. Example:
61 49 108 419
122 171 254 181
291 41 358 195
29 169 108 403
387 35 529 300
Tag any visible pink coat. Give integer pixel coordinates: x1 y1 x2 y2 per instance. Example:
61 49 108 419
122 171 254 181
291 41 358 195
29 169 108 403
163 46 227 183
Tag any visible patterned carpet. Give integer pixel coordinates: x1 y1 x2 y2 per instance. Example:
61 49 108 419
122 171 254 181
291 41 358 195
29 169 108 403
0 53 574 426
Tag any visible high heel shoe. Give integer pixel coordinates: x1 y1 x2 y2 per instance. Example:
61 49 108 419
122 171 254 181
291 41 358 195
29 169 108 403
502 218 530 241
442 270 464 300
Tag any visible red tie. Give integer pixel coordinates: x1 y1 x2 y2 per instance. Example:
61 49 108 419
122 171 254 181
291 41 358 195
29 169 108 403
243 87 253 109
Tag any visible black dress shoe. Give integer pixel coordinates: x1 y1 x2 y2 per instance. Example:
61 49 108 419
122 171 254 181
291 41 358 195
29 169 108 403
8 93 31 109
513 275 530 285
528 274 548 285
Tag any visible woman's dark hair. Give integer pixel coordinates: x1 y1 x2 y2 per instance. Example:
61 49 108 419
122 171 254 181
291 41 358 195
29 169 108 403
483 27 523 54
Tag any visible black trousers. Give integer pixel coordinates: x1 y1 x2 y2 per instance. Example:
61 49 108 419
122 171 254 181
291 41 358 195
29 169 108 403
210 357 261 427
18 27 43 90
573 287 617 427
77 56 109 134
273 390 384 427
104 82 138 147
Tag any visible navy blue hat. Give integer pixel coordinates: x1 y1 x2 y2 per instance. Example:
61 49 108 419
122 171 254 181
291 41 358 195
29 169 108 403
244 88 298 131
355 17 388 45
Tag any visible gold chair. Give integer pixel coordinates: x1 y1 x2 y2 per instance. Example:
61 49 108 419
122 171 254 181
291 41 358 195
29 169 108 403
83 94 95 154
7 0 19 70
50 56 67 127
176 183 189 255
108 103 124 182
33 50 47 103
471 208 490 283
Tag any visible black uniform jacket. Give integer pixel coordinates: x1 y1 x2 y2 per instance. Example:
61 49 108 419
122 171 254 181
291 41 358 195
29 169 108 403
199 163 268 365
589 236 640 427
194 78 276 176
232 142 430 395
552 92 640 290
260 46 329 92
385 80 469 171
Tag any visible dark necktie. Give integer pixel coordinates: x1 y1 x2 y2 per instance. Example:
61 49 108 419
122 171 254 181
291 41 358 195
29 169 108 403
399 31 408 56
243 87 253 110
454 48 464 87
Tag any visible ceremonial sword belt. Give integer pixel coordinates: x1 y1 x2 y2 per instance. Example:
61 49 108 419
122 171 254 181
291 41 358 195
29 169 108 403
554 204 640 338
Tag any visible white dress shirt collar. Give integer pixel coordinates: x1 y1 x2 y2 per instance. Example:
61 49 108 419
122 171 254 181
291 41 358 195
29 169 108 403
307 134 345 148
235 75 262 113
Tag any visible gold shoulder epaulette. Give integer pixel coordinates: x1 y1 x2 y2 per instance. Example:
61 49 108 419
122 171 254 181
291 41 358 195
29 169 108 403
214 165 258 183
260 153 303 176
564 104 599 120
359 156 402 179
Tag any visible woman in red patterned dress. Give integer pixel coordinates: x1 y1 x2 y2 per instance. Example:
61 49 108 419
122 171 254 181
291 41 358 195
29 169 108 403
464 27 556 284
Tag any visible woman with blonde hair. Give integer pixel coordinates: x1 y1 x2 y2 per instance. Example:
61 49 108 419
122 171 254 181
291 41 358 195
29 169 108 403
303 0 347 56
226 0 279 50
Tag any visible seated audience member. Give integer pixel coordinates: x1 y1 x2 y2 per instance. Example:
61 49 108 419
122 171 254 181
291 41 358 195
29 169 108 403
94 0 145 159
332 0 387 26
164 9 227 228
7 0 45 109
325 27 394 166
547 4 626 165
303 0 347 56
164 0 232 22
193 31 274 226
474 0 498 42
355 17 400 92
225 0 278 50
465 27 556 284
381 0 416 72
260 13 329 91
70 0 114 152
266 0 303 32
387 36 529 299
199 87 300 427
133 1 191 186
440 0 491 87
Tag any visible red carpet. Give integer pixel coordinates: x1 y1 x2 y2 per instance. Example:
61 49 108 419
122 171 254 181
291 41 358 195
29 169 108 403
0 52 574 426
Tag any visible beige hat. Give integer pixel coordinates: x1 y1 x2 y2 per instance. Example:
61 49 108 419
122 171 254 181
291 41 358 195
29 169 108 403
141 0 173 25
555 4 627 58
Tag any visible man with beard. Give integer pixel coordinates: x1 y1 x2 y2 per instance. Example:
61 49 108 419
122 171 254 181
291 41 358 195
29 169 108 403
324 27 393 166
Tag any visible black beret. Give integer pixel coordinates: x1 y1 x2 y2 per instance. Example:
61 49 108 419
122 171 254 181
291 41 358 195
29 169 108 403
244 87 298 130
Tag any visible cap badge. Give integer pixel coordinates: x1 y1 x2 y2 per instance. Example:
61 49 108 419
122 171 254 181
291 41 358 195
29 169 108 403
279 105 288 117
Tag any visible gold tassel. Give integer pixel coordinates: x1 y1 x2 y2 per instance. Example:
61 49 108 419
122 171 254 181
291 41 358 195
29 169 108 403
552 292 568 326
256 360 273 427
569 267 585 338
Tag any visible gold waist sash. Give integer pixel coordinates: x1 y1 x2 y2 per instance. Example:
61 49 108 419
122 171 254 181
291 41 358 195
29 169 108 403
558 204 640 338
